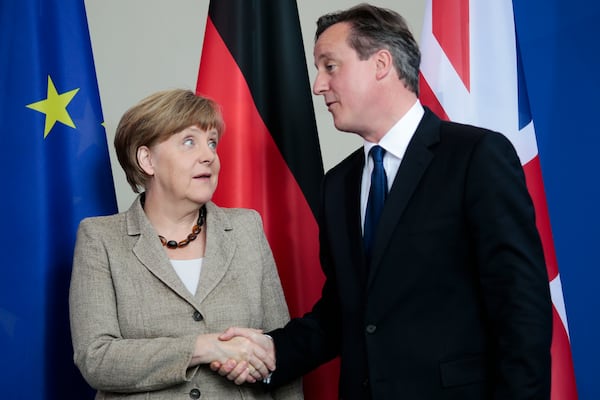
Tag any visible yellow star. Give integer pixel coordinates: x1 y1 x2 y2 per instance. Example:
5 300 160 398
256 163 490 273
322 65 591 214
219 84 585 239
26 75 80 138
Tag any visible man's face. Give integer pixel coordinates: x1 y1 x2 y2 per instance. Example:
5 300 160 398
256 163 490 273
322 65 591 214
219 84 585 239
313 22 378 136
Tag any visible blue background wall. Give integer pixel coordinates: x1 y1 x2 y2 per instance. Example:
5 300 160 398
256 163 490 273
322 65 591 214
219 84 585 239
514 1 600 398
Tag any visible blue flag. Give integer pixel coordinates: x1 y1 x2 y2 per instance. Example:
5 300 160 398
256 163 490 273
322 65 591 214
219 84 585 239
0 0 117 398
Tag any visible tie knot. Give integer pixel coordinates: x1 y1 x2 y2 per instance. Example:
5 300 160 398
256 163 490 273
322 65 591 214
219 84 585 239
370 145 385 163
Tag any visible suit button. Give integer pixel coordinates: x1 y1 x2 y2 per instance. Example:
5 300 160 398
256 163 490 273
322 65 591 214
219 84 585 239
192 311 203 321
365 324 376 334
189 388 201 399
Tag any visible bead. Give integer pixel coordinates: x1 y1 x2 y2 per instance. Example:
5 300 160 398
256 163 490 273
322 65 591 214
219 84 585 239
158 205 206 250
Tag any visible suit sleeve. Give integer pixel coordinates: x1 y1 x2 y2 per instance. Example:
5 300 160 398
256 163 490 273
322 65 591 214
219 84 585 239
267 174 341 387
465 132 552 399
246 210 304 399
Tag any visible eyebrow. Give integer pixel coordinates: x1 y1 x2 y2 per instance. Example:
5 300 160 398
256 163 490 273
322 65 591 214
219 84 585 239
316 51 335 61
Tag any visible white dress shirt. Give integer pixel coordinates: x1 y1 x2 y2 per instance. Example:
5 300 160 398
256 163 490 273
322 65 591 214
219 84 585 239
170 258 203 295
360 100 425 232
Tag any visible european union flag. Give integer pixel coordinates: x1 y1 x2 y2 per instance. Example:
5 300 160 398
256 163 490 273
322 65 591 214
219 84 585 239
0 0 117 398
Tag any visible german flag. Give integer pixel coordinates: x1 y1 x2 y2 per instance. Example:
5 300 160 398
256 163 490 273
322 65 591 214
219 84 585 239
196 1 338 398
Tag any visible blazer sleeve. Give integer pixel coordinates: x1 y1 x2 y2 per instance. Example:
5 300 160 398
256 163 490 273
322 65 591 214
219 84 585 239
69 217 199 392
465 132 552 398
267 174 342 387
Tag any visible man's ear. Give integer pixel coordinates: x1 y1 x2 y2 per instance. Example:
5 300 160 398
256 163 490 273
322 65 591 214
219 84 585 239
374 49 393 80
137 146 154 176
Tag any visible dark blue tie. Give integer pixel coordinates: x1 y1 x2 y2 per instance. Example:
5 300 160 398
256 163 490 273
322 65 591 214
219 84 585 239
364 145 388 260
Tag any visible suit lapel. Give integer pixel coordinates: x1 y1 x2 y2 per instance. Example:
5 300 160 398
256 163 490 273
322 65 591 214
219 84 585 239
194 202 235 304
128 196 196 305
367 109 441 288
344 151 368 281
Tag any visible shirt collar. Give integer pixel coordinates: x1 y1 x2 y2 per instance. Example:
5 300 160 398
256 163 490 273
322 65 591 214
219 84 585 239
363 99 425 160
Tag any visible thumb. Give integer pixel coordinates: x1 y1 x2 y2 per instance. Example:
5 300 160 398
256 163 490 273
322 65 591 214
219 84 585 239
218 327 237 340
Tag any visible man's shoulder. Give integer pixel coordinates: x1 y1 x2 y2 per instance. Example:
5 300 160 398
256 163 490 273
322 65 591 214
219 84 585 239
326 147 363 177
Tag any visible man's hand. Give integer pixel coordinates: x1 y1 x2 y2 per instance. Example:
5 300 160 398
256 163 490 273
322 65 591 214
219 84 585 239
210 327 275 384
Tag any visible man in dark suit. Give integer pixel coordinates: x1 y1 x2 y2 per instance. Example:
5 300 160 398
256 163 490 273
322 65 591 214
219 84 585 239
215 3 552 399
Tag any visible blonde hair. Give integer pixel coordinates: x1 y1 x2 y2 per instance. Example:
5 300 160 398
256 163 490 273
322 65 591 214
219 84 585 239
114 89 224 192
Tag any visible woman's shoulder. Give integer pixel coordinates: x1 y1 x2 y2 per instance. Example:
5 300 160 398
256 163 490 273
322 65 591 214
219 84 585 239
209 202 259 219
78 211 126 232
208 202 263 229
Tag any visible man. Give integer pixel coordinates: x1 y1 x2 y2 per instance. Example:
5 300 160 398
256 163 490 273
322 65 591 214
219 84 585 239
216 4 552 399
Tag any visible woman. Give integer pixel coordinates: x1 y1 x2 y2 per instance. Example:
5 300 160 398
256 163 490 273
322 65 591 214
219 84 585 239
69 89 303 399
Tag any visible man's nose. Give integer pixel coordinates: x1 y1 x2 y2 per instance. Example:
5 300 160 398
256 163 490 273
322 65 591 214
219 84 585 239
312 72 327 95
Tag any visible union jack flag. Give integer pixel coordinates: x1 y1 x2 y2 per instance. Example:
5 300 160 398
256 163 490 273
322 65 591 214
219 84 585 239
419 1 578 398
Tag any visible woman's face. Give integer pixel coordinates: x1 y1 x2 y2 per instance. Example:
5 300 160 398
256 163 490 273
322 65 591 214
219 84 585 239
140 125 220 206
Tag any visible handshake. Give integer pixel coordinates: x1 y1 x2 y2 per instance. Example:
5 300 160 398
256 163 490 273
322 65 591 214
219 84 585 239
206 327 276 385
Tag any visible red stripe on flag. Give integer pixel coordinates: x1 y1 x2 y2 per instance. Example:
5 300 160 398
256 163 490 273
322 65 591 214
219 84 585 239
523 157 578 399
522 156 558 280
197 18 339 400
432 0 470 91
551 306 579 398
419 73 449 121
196 18 323 318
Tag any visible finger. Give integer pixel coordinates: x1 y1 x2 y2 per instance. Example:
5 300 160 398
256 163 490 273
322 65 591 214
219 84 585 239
251 337 276 371
247 364 263 381
218 327 236 341
227 360 249 382
210 361 221 371
217 359 237 376
232 362 256 385
236 368 255 385
249 356 270 378
219 327 263 341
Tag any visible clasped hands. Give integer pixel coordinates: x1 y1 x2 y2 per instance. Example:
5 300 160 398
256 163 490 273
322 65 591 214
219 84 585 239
210 327 275 385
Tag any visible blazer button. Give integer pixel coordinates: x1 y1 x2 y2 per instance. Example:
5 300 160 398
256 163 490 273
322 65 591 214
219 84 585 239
192 311 203 321
189 388 201 399
365 324 376 334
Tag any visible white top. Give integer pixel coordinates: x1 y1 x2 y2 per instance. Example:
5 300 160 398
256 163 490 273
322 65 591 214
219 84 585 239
170 258 203 295
361 100 425 231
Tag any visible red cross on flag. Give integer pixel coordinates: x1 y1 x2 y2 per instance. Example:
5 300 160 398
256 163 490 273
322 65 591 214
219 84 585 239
419 1 578 398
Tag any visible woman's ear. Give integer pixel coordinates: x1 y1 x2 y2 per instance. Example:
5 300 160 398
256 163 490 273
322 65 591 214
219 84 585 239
137 146 154 176
375 49 393 80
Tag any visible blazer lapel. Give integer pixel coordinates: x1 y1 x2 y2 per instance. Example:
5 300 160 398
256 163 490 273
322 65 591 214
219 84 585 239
367 109 441 288
128 196 196 304
194 202 235 305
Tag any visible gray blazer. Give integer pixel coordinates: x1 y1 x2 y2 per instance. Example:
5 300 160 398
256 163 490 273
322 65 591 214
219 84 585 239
69 195 303 399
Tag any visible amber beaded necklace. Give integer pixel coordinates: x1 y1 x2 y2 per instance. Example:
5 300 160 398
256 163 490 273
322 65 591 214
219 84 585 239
158 205 206 249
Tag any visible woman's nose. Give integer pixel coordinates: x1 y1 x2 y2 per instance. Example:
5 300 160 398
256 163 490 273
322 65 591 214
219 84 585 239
199 143 215 163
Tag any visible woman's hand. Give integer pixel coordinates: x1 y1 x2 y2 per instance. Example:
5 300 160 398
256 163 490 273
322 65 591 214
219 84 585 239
209 327 276 385
191 330 274 384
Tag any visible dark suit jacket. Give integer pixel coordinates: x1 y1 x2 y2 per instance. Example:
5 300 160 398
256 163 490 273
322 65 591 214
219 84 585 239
269 108 552 399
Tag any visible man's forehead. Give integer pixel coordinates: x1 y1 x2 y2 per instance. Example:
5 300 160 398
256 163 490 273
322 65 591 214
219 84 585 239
313 24 351 58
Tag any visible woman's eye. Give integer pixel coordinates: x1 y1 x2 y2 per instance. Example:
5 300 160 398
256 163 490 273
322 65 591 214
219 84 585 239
183 138 194 146
208 140 217 151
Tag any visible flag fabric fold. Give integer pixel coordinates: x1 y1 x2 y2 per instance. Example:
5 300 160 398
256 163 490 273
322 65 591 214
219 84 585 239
0 0 118 397
196 1 338 399
419 0 577 398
